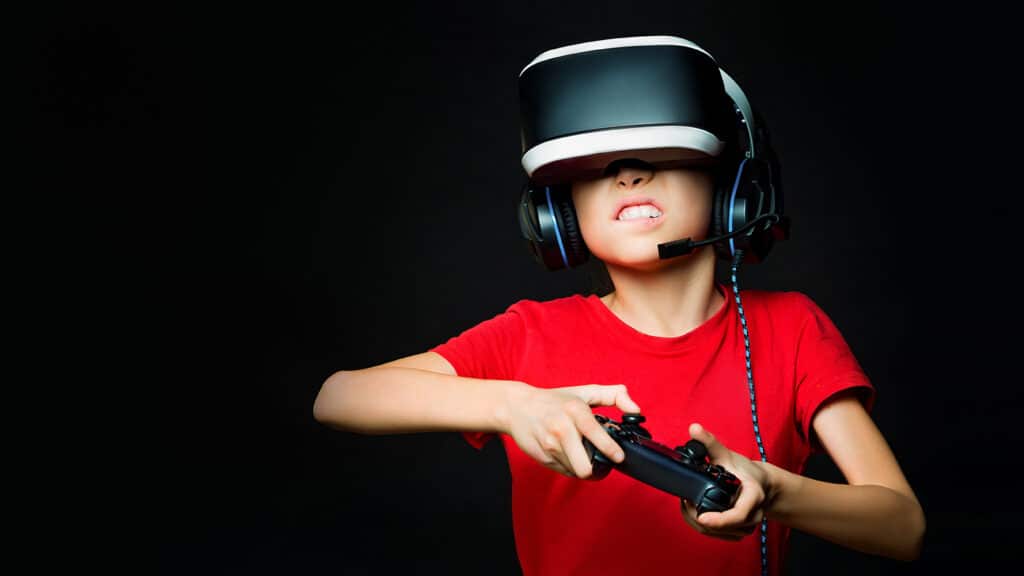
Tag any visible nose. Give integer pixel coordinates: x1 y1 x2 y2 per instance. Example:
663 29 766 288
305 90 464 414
605 158 654 190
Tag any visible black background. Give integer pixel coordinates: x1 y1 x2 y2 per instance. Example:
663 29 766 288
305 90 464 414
38 1 1020 574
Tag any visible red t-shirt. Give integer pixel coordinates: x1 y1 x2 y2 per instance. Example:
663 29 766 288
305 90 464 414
429 282 875 576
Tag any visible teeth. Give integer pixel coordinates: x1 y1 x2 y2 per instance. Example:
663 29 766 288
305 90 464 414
618 204 663 220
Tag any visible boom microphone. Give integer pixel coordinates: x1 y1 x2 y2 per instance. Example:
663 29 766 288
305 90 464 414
658 213 790 260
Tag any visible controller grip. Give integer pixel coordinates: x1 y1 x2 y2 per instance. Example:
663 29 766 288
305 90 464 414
580 437 614 480
691 485 737 515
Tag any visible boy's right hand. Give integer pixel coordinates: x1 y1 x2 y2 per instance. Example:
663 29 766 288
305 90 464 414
501 383 641 479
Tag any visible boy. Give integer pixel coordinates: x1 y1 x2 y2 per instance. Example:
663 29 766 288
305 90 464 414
313 35 924 575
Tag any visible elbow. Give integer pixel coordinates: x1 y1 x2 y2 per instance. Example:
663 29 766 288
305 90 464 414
313 370 351 427
906 505 926 562
893 500 927 562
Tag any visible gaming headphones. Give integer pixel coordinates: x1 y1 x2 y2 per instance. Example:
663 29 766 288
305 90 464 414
516 35 790 271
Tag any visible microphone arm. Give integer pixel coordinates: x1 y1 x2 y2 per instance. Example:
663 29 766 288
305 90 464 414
657 213 788 260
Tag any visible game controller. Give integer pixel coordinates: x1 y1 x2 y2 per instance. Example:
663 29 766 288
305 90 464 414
581 413 742 515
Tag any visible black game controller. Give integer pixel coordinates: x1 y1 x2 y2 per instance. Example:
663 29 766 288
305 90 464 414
581 413 741 515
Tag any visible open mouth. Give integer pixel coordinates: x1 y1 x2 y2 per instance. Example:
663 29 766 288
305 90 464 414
616 204 663 221
614 213 665 228
612 196 665 221
614 200 665 230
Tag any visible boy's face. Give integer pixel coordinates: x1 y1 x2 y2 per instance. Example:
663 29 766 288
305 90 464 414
570 160 714 270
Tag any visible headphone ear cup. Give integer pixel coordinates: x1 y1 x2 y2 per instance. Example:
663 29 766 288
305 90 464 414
712 164 736 262
518 183 548 267
727 158 777 263
518 182 588 271
549 186 589 268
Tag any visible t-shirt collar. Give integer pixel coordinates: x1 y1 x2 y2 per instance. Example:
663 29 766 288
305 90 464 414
582 281 733 356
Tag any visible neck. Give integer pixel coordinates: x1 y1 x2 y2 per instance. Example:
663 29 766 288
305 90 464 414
600 244 723 338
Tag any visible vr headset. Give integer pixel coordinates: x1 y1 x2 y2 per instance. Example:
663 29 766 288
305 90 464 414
517 35 789 268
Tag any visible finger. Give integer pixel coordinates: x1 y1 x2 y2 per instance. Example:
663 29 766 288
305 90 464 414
680 500 705 534
531 403 590 477
536 431 576 477
540 458 573 477
694 510 755 539
523 436 574 477
697 482 763 530
610 384 642 414
575 406 625 464
735 512 764 534
688 422 729 462
556 417 595 478
539 407 595 478
568 384 641 413
699 512 760 536
683 501 747 540
549 460 573 477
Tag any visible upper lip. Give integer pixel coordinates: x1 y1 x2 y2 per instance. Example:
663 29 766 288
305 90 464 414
613 196 664 220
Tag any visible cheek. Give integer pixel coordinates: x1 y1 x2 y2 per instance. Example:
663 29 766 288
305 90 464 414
690 198 713 230
571 204 613 255
678 190 714 232
576 203 597 231
571 194 600 237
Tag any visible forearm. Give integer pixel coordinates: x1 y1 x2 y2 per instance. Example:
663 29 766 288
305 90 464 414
764 462 925 561
313 367 527 435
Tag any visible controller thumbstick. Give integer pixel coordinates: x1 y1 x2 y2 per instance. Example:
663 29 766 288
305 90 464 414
621 413 651 439
677 439 708 464
622 413 646 425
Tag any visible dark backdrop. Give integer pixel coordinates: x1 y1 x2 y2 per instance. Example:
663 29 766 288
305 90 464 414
40 1 1019 574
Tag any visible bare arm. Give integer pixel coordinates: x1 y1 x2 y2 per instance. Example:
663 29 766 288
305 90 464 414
313 351 642 479
313 351 528 435
685 394 925 561
765 394 926 560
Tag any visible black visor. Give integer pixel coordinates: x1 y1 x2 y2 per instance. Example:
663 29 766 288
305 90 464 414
519 37 737 186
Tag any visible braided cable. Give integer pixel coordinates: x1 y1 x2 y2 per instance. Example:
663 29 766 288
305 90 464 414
730 248 768 576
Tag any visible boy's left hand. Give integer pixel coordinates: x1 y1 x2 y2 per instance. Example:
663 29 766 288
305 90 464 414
680 422 776 541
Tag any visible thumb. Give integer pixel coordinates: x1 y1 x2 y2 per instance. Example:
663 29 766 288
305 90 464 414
570 384 642 413
688 422 728 460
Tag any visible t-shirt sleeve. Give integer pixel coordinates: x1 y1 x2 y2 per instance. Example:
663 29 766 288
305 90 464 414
428 301 528 451
790 292 877 453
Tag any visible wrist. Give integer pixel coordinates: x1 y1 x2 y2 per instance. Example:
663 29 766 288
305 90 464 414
493 380 531 434
760 460 797 518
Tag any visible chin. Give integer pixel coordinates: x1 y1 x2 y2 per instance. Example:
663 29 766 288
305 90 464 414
603 252 674 271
